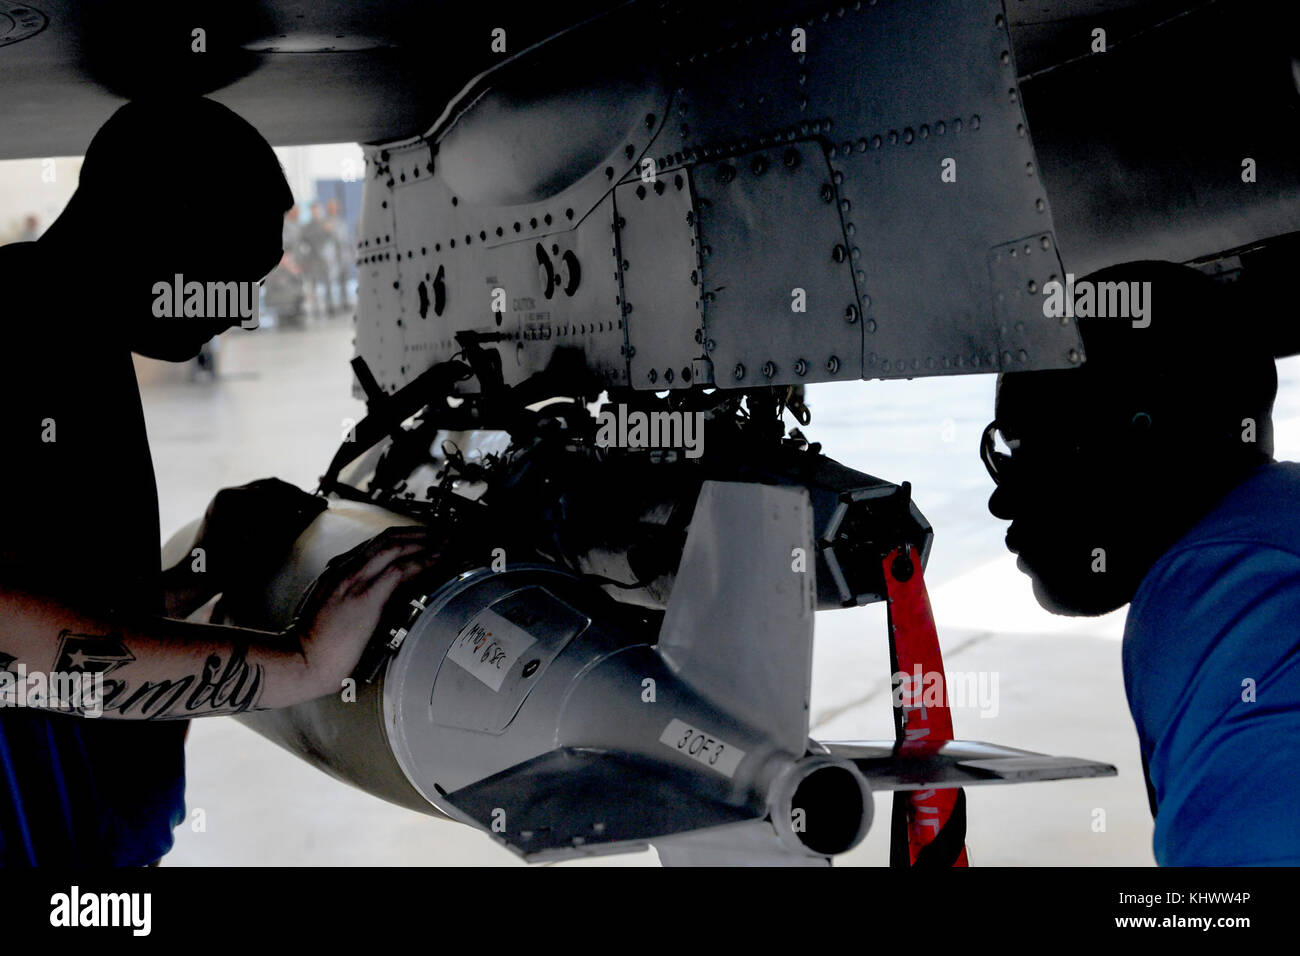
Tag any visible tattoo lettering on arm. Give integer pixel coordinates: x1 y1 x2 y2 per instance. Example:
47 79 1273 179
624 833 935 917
52 630 267 720
109 648 266 718
109 647 266 720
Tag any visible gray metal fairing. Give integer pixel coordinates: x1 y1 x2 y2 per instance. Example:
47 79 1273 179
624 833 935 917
354 0 1083 393
4 2 1296 367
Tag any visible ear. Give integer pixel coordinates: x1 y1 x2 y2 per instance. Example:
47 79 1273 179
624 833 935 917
1126 411 1162 463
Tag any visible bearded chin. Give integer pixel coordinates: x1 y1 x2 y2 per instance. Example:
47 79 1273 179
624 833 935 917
1025 561 1130 618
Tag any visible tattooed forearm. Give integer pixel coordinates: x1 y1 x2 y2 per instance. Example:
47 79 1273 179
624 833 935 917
0 622 284 720
105 643 266 719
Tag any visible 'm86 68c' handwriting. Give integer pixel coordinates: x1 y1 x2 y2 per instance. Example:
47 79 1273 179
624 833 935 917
447 612 537 692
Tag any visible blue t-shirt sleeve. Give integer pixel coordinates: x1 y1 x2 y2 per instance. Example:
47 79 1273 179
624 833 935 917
1124 543 1300 866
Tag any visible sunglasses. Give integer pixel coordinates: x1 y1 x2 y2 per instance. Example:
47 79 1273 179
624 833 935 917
980 421 1018 483
982 409 1157 483
980 420 1099 484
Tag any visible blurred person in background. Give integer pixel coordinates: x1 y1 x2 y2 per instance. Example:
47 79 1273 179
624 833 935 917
324 198 353 313
282 203 302 259
298 201 339 316
17 215 40 243
261 204 307 326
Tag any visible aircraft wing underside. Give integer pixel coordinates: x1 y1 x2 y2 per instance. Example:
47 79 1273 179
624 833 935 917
3 0 1297 382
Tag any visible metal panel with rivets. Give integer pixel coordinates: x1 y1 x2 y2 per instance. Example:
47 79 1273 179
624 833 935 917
692 144 864 387
351 0 1082 396
652 0 1080 380
614 176 707 390
989 233 1087 370
355 132 634 398
349 21 668 398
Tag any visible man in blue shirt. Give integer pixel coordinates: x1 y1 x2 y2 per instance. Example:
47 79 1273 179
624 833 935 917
982 261 1300 865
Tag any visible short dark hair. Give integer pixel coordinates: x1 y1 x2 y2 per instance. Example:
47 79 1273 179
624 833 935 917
1069 261 1277 460
76 97 293 216
998 260 1277 474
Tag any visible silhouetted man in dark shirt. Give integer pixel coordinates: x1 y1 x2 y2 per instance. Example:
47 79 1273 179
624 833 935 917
0 98 435 865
